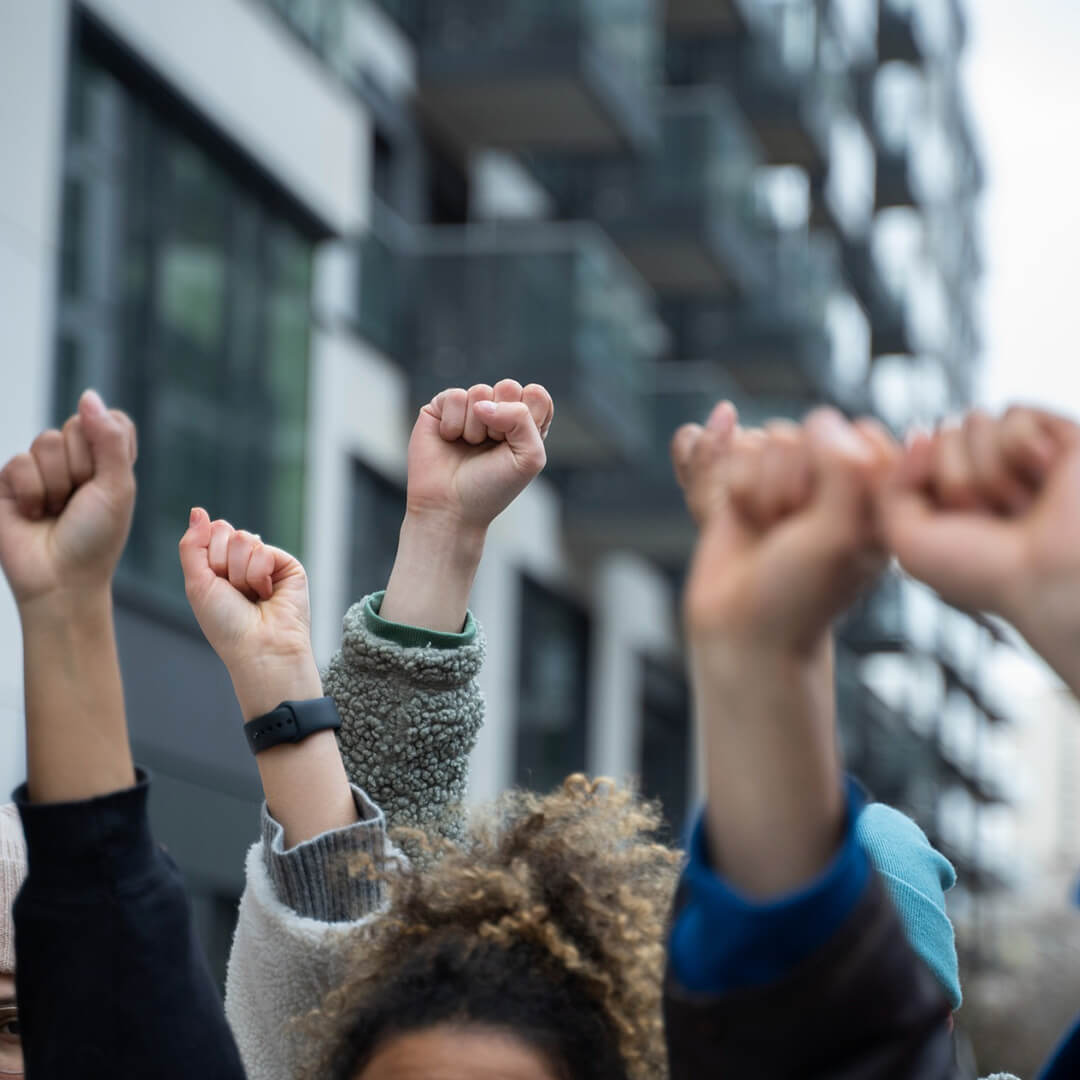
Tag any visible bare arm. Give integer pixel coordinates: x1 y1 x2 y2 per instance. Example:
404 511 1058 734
179 510 357 848
0 391 138 803
676 406 894 896
378 380 552 632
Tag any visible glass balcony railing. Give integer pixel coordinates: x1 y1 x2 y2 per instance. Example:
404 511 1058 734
409 0 660 152
559 363 799 562
665 0 843 173
534 89 771 296
408 222 663 463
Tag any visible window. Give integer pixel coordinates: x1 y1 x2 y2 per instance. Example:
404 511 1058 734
348 461 406 607
638 657 690 840
515 577 591 793
57 47 315 605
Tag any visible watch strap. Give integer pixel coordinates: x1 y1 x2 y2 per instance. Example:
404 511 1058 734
244 697 341 755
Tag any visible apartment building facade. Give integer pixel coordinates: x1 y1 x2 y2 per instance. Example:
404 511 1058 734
0 0 1004 978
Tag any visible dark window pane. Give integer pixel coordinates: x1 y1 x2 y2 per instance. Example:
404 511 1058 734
348 462 405 607
638 657 690 840
515 577 591 793
57 49 315 605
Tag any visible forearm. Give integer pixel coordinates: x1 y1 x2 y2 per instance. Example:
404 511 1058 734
231 653 358 849
21 588 135 803
691 634 845 899
379 512 485 632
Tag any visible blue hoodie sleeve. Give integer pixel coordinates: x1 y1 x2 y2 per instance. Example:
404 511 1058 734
669 777 870 993
1039 1016 1080 1080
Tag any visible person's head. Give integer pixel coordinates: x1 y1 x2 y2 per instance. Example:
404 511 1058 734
309 776 681 1080
0 804 27 1079
857 802 961 1011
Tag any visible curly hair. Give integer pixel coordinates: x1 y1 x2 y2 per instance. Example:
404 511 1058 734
306 775 683 1080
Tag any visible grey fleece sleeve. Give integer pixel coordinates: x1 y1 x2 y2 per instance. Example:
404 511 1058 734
261 784 395 922
322 592 486 846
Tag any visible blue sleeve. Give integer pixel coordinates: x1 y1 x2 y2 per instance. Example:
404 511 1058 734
1039 1016 1080 1080
669 777 870 994
13 773 246 1079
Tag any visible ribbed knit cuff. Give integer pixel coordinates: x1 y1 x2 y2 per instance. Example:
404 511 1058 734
13 770 156 896
363 590 477 649
261 784 395 923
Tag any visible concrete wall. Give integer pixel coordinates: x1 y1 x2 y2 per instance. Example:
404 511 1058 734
0 0 72 797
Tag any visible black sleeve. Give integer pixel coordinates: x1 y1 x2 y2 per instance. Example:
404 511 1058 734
13 773 246 1079
664 873 961 1080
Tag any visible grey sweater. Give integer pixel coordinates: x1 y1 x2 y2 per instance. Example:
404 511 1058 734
226 593 486 1078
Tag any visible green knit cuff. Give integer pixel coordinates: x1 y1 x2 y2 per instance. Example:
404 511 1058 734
363 590 477 649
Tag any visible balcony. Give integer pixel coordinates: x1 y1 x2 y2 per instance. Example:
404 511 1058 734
877 0 923 65
840 235 915 357
560 364 803 564
410 0 659 153
665 10 836 177
660 231 844 400
534 89 771 297
407 222 664 464
877 0 964 67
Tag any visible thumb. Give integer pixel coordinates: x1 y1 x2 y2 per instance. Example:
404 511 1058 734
79 390 135 487
472 401 546 476
178 507 216 599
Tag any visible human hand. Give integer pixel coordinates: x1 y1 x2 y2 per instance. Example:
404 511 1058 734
675 404 897 654
0 390 136 613
672 404 897 897
880 406 1080 691
178 509 321 720
405 380 552 534
377 381 553 632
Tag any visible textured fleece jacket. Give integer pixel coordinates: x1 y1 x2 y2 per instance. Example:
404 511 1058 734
225 592 485 1080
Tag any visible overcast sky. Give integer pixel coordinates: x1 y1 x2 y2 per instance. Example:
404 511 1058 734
964 0 1080 415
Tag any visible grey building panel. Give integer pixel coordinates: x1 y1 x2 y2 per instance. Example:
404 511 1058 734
115 596 262 805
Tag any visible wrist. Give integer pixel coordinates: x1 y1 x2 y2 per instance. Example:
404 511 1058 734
399 510 487 567
378 512 486 633
230 651 324 723
18 584 114 629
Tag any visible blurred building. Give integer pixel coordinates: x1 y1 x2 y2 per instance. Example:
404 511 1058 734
0 0 1004 980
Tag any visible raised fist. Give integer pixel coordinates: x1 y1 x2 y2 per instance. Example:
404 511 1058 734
178 509 320 717
674 404 897 653
880 406 1080 624
0 390 136 607
405 380 553 532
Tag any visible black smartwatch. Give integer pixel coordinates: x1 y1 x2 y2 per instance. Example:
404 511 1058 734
243 697 341 755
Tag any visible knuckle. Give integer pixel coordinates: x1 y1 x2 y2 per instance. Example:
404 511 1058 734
32 429 63 453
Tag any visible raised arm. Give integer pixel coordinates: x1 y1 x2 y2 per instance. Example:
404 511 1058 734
664 405 957 1078
0 391 244 1079
328 381 552 842
880 406 1080 696
179 512 404 1080
0 393 137 804
179 509 356 846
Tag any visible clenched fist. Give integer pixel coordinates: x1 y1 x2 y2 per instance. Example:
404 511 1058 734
406 380 553 531
880 406 1080 695
674 404 897 653
0 390 136 608
178 509 321 720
